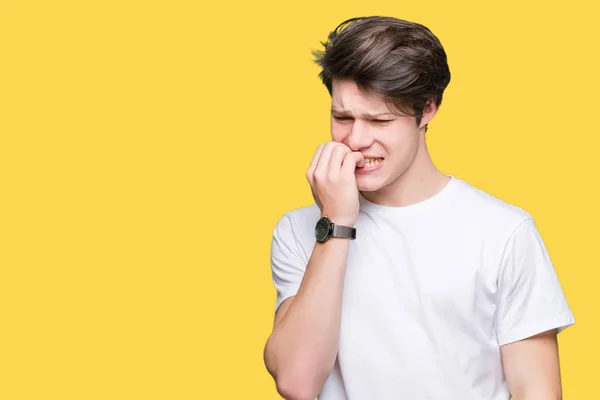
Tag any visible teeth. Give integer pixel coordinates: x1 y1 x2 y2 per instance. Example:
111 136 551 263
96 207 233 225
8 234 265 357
363 157 383 167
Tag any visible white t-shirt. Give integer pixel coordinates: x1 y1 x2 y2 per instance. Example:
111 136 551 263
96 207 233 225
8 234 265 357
270 175 575 400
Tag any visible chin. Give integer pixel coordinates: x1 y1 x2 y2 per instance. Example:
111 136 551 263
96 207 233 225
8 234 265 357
356 176 386 192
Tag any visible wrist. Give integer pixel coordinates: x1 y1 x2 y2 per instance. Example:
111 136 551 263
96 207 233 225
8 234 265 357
315 215 357 243
321 213 356 227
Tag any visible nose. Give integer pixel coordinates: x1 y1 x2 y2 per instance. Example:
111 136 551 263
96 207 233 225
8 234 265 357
344 120 373 151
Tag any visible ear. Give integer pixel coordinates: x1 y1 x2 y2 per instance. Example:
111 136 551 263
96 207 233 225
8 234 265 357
419 98 439 130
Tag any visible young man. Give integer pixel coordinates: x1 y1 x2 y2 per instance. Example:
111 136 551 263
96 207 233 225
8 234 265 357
263 16 575 400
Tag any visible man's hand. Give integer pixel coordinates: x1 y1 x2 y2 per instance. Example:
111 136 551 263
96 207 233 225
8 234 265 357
306 142 365 227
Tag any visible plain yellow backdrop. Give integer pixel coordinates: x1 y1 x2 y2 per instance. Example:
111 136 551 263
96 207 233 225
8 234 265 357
1 0 598 399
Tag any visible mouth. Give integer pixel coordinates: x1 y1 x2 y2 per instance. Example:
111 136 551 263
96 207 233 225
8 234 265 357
356 157 384 173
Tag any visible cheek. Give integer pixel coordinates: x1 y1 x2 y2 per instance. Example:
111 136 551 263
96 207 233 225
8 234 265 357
330 124 348 142
383 126 419 157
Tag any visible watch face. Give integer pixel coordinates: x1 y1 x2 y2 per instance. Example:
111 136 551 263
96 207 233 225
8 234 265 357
315 217 331 242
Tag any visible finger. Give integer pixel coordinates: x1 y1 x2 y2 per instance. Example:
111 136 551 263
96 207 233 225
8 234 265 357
328 145 351 176
314 141 340 176
306 144 325 184
341 151 365 176
354 152 365 168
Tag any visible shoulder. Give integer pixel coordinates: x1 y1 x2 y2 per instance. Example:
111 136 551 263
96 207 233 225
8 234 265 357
273 204 320 241
451 177 533 227
447 177 539 251
282 204 321 227
442 177 547 272
271 204 320 261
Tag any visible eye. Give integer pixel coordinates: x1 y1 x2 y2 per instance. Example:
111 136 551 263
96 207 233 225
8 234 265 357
333 116 353 122
372 119 393 124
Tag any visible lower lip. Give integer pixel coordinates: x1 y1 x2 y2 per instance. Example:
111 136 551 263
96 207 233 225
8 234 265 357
356 159 384 174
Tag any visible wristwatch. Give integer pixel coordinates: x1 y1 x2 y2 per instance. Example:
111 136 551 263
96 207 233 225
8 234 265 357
314 216 356 243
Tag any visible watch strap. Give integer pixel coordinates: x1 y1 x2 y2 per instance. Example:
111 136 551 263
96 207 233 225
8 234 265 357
332 223 356 239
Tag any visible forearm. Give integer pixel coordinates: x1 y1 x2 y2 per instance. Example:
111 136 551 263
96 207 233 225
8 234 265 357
265 238 349 399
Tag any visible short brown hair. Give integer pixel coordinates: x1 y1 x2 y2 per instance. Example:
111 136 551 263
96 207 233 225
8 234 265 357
312 16 451 128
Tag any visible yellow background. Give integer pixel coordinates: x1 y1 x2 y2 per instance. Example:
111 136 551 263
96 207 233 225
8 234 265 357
1 0 598 398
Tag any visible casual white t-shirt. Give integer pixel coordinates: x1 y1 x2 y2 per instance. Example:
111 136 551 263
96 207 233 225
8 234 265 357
270 175 575 400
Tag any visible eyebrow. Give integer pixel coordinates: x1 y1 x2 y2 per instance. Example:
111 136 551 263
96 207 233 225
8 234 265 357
330 108 395 118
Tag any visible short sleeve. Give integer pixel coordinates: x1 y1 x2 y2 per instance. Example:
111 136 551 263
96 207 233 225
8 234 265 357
270 214 307 314
494 218 575 346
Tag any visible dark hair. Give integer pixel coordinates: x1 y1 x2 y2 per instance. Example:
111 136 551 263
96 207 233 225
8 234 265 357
312 16 451 129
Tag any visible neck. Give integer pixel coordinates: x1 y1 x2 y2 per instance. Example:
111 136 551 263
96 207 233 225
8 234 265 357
360 130 450 207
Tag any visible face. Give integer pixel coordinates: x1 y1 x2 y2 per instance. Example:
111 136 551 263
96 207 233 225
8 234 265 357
330 79 432 193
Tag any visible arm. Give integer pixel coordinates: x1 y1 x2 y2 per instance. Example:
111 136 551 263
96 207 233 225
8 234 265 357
264 238 350 400
501 329 562 400
264 142 365 400
494 218 575 399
